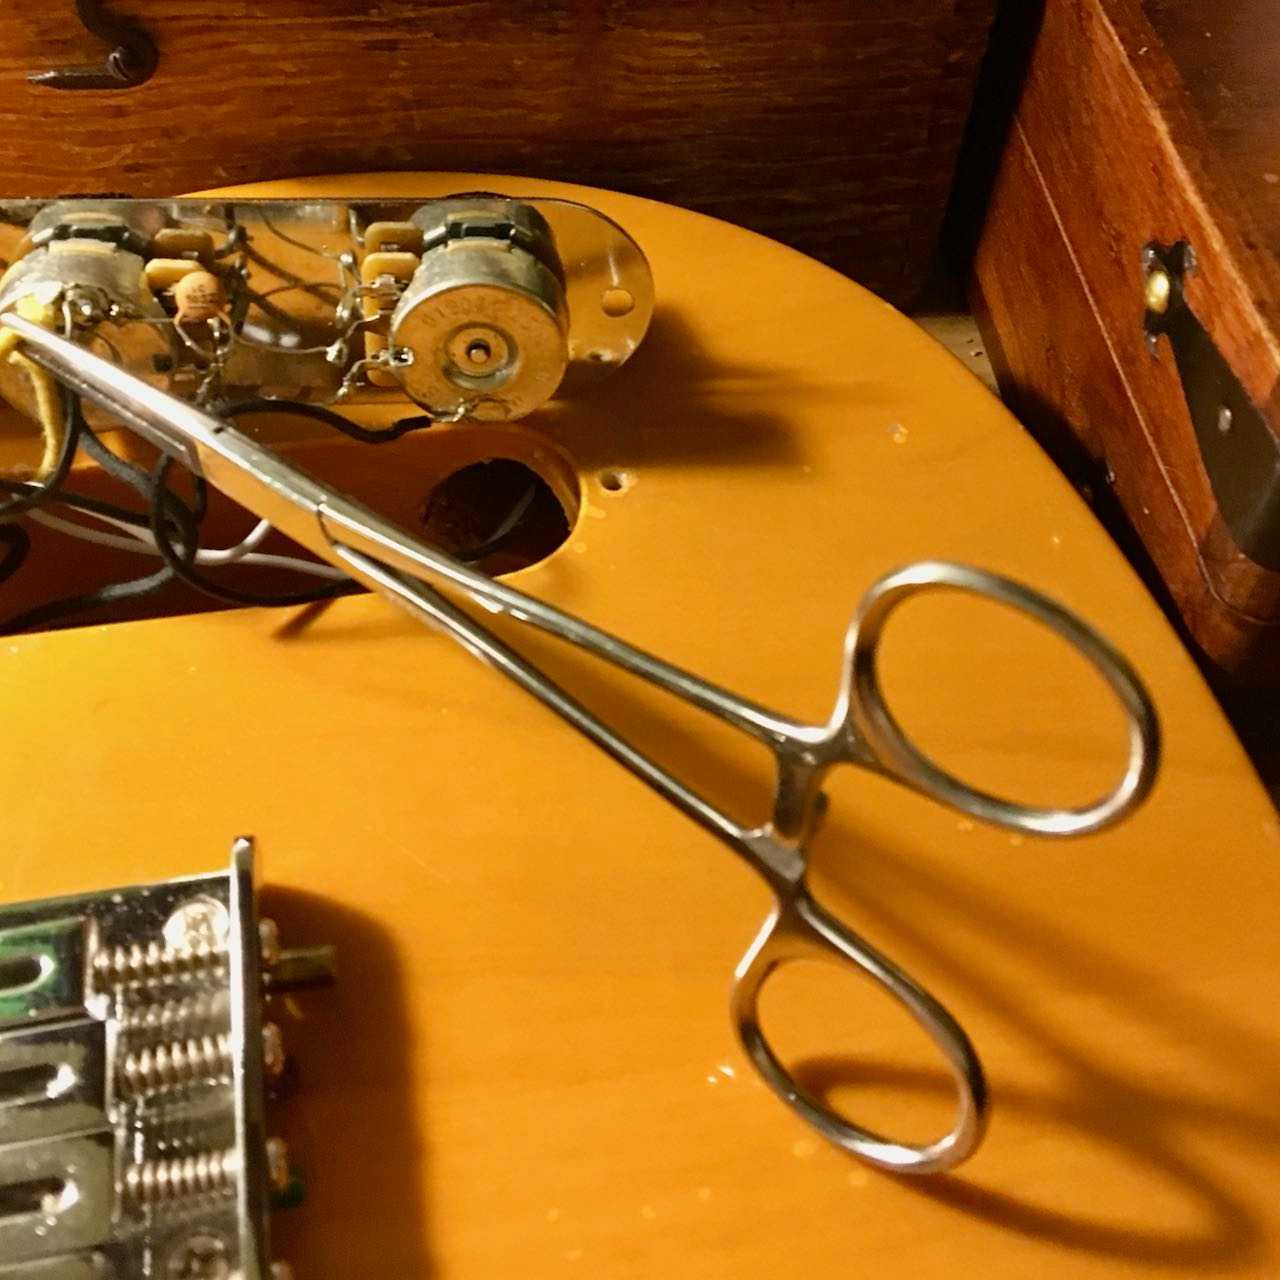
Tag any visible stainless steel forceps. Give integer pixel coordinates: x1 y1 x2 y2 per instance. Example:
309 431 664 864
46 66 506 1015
4 313 1161 1175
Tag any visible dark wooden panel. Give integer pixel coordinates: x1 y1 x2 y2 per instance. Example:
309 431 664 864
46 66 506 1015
972 0 1280 679
972 119 1271 676
1144 0 1280 321
0 1 997 305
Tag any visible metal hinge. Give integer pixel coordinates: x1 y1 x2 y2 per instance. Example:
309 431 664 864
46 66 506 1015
1143 240 1280 570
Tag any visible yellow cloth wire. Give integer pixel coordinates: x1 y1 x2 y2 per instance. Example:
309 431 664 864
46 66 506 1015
0 295 64 479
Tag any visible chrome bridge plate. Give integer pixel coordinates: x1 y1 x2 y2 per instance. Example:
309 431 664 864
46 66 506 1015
0 838 330 1280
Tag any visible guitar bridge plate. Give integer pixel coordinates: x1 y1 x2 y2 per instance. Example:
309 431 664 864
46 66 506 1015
0 838 331 1280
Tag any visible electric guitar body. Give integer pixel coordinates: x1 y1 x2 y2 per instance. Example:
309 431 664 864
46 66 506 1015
2 175 1278 1277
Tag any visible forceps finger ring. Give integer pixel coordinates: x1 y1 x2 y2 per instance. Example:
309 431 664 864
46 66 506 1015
725 561 1157 1173
731 891 988 1174
842 561 1157 835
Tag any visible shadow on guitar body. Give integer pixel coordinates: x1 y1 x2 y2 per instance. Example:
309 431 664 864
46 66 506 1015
787 1019 1271 1270
262 886 435 1277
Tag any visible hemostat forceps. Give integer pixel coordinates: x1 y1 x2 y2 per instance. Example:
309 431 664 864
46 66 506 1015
4 312 1160 1175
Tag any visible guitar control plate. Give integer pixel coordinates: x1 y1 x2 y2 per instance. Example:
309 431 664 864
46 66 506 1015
0 195 652 427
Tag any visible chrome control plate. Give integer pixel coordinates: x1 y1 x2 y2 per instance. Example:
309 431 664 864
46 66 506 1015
0 196 653 425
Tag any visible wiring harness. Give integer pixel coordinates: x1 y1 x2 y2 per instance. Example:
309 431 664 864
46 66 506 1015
0 391 533 634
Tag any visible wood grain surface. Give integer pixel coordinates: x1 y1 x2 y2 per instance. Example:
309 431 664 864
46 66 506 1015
0 1 998 304
972 0 1280 679
1144 0 1280 307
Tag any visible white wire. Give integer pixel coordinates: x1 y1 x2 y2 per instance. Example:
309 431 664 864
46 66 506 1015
27 508 349 581
27 509 151 554
200 518 272 564
41 504 274 565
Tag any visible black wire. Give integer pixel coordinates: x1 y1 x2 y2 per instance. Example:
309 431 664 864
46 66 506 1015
73 488 152 526
211 398 533 560
0 404 196 634
1 412 349 630
0 391 352 617
0 386 531 629
0 524 29 586
76 420 210 598
148 452 358 608
79 417 205 532
0 479 151 528
0 564 174 635
0 383 82 520
0 404 210 539
213 396 433 446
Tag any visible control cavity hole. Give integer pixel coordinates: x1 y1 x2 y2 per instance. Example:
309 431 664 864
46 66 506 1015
421 457 574 572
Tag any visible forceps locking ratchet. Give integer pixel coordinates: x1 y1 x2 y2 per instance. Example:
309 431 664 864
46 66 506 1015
3 313 1160 1175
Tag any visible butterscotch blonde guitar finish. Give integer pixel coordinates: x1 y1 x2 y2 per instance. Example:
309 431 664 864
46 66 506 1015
2 176 1278 1277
